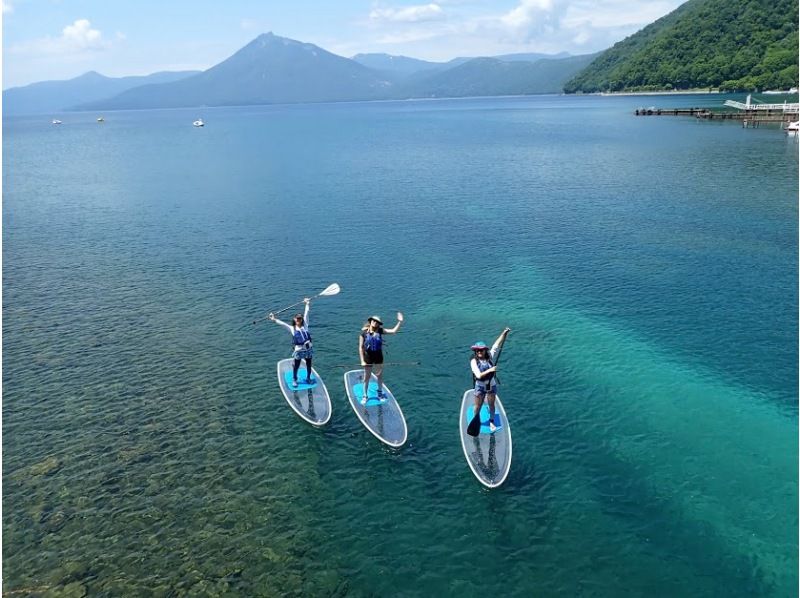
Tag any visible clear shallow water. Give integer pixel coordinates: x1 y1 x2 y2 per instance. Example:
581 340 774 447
3 94 797 596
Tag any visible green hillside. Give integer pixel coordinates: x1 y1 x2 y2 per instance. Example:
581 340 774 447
398 54 598 98
565 0 798 93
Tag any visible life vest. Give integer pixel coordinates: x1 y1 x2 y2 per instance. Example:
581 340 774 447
363 330 383 352
293 326 312 348
472 356 494 384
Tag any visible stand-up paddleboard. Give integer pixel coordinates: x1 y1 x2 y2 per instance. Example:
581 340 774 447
276 359 332 426
459 390 512 488
344 370 407 447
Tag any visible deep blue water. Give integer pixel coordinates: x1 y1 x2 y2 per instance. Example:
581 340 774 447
4 94 798 596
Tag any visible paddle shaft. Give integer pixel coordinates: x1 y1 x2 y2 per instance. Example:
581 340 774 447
332 361 420 368
252 299 306 325
253 283 340 325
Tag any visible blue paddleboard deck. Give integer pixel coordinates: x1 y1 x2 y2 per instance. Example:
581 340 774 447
353 380 389 406
283 368 319 390
466 405 504 435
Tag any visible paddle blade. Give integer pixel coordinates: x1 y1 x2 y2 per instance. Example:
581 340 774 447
319 283 340 297
467 413 481 437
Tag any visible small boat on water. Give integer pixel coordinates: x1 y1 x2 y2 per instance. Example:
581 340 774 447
193 119 204 127
51 119 62 125
785 121 799 134
97 116 105 122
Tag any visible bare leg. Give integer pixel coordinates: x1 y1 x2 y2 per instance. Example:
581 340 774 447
362 365 373 402
487 391 497 422
474 391 485 420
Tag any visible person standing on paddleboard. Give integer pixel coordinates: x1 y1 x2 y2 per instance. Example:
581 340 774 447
269 298 314 389
470 327 511 432
359 313 404 404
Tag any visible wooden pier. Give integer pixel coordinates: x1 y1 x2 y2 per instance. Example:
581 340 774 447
635 97 798 126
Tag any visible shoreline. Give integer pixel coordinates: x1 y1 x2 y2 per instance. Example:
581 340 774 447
599 90 720 97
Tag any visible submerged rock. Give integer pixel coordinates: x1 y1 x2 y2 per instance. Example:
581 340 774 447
40 509 68 533
28 456 62 477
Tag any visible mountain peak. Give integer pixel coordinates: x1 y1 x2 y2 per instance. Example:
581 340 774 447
77 71 108 80
252 32 304 46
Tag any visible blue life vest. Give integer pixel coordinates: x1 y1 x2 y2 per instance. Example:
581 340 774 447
293 327 311 347
363 330 382 352
473 357 494 383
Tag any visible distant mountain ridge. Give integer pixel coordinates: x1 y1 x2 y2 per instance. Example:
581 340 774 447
3 70 200 115
351 50 572 79
396 54 597 98
351 53 441 78
76 33 593 110
565 0 799 92
4 33 596 113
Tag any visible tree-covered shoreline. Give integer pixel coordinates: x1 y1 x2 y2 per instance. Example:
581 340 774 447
565 0 798 94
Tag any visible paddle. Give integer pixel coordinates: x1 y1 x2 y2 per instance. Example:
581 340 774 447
331 361 420 368
467 328 510 436
252 283 341 325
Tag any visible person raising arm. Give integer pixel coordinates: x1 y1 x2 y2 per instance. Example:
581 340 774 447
269 298 314 389
469 327 511 432
359 312 404 404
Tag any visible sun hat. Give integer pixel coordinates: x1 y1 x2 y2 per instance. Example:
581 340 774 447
470 341 488 351
368 315 383 325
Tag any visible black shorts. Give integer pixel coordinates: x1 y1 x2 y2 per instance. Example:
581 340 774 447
363 350 384 365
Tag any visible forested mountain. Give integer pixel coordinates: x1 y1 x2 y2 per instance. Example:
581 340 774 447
2 70 199 115
400 54 597 98
564 0 798 93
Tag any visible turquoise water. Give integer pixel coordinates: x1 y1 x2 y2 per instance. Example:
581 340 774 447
4 94 797 596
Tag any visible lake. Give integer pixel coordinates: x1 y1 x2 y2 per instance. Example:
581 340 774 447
3 94 798 596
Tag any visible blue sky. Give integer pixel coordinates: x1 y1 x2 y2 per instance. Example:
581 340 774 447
2 0 685 89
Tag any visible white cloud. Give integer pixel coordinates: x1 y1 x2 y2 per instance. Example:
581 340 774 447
459 0 682 53
357 0 684 58
10 19 113 56
564 0 680 29
2 0 13 13
370 3 445 24
62 19 107 49
500 0 564 32
491 0 685 45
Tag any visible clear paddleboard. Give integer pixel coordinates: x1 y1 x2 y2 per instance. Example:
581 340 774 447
459 390 512 488
344 370 407 447
276 359 332 426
